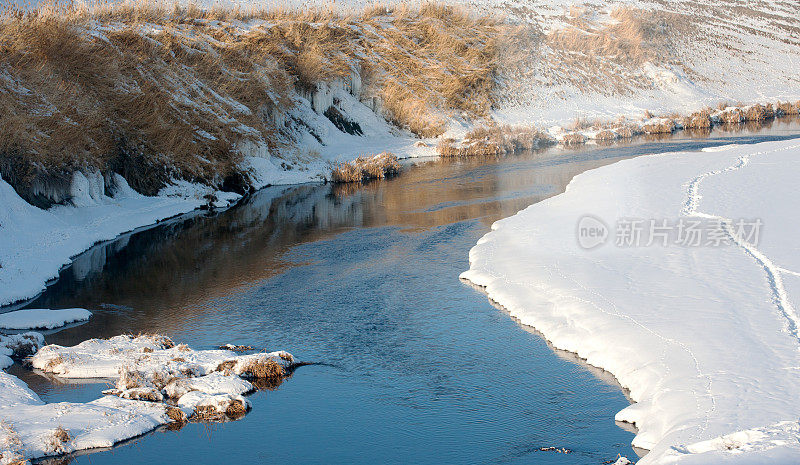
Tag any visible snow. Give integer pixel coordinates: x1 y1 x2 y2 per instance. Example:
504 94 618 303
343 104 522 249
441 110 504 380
0 173 240 307
0 308 92 330
461 138 800 463
446 0 800 131
0 332 43 370
0 334 294 463
4 0 797 308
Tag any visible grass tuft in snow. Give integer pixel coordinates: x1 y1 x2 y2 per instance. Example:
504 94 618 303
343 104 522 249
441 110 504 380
45 426 71 454
329 152 400 183
438 125 553 157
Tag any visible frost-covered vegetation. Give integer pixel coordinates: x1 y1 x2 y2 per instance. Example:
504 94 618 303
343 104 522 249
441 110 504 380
0 333 294 463
0 0 502 205
1 0 799 203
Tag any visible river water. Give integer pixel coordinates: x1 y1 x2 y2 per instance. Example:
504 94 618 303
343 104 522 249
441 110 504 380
11 119 800 464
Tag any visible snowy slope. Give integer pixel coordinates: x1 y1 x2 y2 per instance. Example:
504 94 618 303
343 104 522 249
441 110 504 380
462 139 800 463
212 0 800 126
482 0 800 126
138 0 800 128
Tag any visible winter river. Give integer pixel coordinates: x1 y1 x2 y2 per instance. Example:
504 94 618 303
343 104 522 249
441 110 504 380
8 118 800 464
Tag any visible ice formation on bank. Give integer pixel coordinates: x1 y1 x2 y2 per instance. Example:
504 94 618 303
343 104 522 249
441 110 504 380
462 139 800 463
0 334 294 464
0 308 92 330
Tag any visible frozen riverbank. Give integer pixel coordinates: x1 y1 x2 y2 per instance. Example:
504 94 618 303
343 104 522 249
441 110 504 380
0 174 246 307
462 138 800 463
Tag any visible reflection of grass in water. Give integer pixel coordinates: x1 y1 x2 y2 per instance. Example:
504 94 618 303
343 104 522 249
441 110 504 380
330 153 401 183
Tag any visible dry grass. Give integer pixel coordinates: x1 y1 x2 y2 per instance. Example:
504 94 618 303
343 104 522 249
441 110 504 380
437 125 552 157
225 399 247 418
43 354 64 371
561 133 587 146
190 405 222 422
150 370 174 390
546 7 694 94
0 420 24 463
776 101 800 115
330 152 400 183
165 406 187 423
45 426 71 453
130 333 174 349
614 125 642 139
188 398 247 421
240 358 284 380
594 130 618 141
0 1 503 202
680 109 713 129
642 120 676 134
215 359 237 375
719 108 745 124
117 367 145 389
120 387 163 402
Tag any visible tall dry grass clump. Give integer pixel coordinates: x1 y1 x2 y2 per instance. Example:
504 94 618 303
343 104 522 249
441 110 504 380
330 152 400 183
680 109 713 129
0 1 503 203
437 125 552 157
776 101 800 115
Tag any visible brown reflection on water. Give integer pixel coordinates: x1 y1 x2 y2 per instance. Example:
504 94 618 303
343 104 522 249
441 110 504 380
20 116 800 345
25 145 622 344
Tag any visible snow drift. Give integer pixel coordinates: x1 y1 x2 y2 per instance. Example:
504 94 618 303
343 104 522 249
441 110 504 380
462 139 800 463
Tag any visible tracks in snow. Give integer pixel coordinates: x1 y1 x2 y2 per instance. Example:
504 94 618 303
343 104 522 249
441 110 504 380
681 143 800 341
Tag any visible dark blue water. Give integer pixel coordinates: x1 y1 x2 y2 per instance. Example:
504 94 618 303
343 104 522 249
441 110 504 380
11 118 800 464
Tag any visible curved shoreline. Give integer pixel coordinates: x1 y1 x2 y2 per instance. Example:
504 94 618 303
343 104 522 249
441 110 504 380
460 138 800 463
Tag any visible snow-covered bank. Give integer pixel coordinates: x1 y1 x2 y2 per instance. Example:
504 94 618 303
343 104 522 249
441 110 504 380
461 138 800 463
0 334 294 464
0 174 244 307
0 308 92 330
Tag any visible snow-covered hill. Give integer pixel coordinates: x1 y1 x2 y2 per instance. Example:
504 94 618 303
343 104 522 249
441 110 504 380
201 0 800 126
471 0 800 125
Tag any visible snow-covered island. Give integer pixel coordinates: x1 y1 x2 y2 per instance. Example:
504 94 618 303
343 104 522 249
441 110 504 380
0 333 295 463
462 139 800 463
